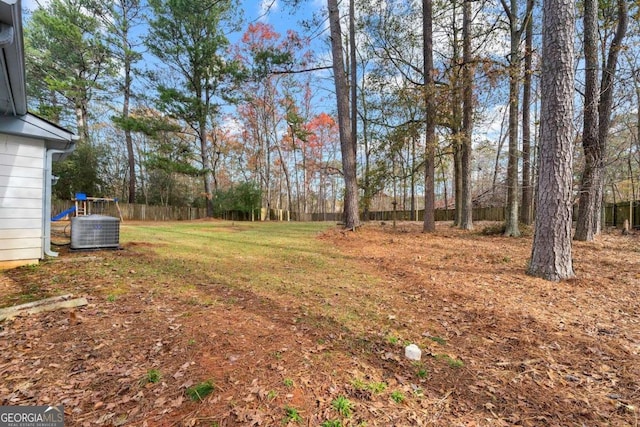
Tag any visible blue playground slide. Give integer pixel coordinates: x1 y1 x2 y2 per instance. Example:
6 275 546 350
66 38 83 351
51 206 76 221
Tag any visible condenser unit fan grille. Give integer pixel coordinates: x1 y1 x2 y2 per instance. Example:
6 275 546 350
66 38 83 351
70 215 120 250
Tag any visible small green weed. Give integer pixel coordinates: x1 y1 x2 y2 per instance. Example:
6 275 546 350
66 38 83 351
368 381 387 393
283 378 294 388
331 395 353 418
390 391 405 403
352 378 386 394
321 421 342 427
386 335 399 345
106 294 116 302
145 369 161 384
417 368 428 379
186 380 215 401
199 297 215 307
428 336 446 345
284 406 302 423
267 390 278 400
447 357 464 368
352 377 366 390
435 354 464 368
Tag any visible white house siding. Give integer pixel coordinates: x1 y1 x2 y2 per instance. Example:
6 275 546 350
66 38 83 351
0 134 45 265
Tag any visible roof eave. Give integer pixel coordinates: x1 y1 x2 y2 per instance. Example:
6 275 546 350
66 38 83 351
0 0 26 116
0 113 77 148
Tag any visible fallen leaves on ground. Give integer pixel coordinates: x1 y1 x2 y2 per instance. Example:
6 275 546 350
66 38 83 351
0 221 638 426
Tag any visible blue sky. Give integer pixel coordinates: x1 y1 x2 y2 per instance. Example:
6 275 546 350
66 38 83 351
19 0 334 97
21 0 331 80
19 0 345 137
246 0 328 53
21 0 326 39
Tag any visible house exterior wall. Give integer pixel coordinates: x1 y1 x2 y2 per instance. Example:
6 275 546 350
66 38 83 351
0 134 45 267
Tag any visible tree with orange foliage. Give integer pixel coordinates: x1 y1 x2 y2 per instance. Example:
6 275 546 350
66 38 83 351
235 22 311 218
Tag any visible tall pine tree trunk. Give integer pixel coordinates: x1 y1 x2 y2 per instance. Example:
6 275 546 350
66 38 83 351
76 100 90 144
503 0 521 237
423 0 436 232
594 0 627 234
117 5 137 205
411 136 416 221
575 0 628 240
460 0 473 230
349 0 357 159
450 0 462 227
362 109 372 220
520 0 534 225
275 140 292 217
528 0 575 281
328 0 360 229
454 139 462 226
123 56 136 204
574 0 600 241
200 120 214 218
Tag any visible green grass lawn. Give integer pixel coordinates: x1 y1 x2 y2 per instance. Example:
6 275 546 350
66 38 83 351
3 221 390 333
116 221 387 330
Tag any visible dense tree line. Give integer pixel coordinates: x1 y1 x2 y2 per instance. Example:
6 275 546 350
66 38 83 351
23 0 640 277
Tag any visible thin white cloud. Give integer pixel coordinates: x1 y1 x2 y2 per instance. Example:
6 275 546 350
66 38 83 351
221 115 244 137
258 0 279 21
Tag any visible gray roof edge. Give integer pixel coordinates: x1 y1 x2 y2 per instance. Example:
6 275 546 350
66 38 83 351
0 113 77 145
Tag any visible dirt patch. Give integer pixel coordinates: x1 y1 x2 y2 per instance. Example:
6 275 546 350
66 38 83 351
1 221 638 426
123 241 166 249
0 275 21 298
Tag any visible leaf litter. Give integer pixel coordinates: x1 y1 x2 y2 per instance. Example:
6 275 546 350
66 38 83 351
0 221 638 426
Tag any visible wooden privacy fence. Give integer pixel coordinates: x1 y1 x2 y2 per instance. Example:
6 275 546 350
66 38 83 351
49 202 510 223
52 200 639 227
52 200 208 221
364 203 639 228
362 206 506 223
605 201 640 229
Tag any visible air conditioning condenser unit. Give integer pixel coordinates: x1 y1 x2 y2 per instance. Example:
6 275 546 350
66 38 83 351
70 215 120 250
